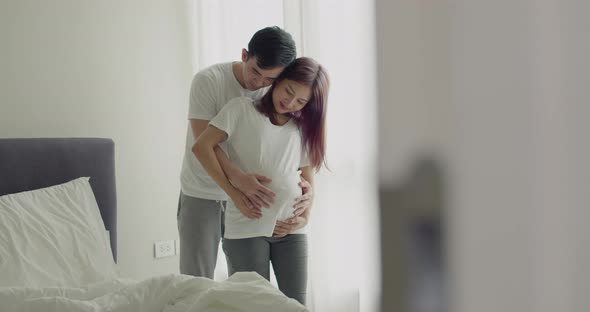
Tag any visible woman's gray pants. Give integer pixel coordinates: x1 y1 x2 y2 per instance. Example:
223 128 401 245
222 234 308 305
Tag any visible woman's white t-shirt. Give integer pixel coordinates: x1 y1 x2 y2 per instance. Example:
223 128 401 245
209 97 309 239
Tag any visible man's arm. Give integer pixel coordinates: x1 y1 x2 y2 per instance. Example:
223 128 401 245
192 124 261 219
292 166 314 218
296 166 314 218
190 120 275 208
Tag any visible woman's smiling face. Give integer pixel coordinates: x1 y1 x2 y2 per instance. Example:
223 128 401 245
272 79 312 115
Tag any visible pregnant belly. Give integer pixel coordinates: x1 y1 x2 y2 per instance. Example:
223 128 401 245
264 173 302 221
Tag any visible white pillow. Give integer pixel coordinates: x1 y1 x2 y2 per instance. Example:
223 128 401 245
0 177 118 288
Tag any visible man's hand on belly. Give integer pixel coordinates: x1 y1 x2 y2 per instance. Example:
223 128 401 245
229 171 276 209
229 189 263 219
293 177 313 217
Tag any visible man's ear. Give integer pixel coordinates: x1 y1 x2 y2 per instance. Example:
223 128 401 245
241 48 249 62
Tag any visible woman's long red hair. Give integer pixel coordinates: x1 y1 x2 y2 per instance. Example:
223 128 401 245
257 57 330 170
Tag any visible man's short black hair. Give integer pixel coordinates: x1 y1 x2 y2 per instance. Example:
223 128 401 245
247 26 296 69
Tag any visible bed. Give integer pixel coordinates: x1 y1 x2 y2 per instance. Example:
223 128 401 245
0 138 118 260
0 138 307 312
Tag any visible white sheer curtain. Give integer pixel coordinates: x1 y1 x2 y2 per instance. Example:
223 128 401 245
189 1 380 311
298 1 379 312
190 0 284 70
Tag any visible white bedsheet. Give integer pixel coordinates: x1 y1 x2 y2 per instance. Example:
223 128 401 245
0 272 308 312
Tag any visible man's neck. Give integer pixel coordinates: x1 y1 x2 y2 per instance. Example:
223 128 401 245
232 62 247 89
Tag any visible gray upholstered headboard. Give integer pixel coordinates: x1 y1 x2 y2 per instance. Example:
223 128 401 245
0 138 117 262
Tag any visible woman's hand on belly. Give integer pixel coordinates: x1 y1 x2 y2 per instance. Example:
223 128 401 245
273 215 308 237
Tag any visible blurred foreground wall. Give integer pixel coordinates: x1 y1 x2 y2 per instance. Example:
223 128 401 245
376 1 590 311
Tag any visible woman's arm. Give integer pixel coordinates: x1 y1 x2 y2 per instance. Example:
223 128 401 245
193 125 262 219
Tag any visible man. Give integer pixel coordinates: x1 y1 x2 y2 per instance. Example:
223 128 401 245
178 26 314 278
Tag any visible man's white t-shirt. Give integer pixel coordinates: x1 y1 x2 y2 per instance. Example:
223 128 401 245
180 62 266 200
209 97 310 239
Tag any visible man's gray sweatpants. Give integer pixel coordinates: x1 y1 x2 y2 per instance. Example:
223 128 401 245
222 234 308 305
177 192 225 279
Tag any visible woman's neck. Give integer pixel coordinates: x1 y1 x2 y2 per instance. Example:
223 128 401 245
273 113 291 126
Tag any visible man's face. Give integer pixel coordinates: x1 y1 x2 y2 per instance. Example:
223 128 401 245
241 50 285 91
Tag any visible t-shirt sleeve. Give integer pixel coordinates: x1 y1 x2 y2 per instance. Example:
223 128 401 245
188 72 217 120
208 97 245 138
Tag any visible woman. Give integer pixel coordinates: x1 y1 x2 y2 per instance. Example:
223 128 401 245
193 57 329 305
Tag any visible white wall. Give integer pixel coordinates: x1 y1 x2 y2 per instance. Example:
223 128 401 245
0 0 193 279
376 0 590 311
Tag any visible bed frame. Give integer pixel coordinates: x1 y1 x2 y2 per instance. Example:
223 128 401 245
0 138 118 261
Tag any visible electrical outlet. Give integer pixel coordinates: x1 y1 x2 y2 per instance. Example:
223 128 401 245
154 240 176 258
